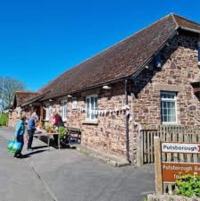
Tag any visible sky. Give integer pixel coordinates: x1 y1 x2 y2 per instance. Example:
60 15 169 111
0 0 200 91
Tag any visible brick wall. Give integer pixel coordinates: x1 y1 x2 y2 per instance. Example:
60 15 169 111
45 82 131 161
71 32 200 164
133 32 200 129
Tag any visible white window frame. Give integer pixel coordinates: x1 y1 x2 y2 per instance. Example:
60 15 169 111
72 97 77 110
45 105 52 121
160 91 177 125
85 95 98 121
61 100 67 121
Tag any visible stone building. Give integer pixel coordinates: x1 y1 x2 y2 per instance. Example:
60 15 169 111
9 14 200 165
9 91 38 127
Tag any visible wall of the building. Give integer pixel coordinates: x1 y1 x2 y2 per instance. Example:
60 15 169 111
8 107 33 128
8 31 200 164
133 32 200 128
43 82 133 162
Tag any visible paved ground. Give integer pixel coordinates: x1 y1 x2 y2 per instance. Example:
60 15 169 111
0 127 155 201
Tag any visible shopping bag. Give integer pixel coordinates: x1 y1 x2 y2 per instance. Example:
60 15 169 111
12 141 22 152
7 140 22 153
7 140 15 152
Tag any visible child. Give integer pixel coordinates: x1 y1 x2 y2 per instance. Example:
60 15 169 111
14 114 26 158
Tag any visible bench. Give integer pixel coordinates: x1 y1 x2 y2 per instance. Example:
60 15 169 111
67 127 81 144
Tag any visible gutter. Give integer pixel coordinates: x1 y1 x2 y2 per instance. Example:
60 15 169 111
180 26 200 34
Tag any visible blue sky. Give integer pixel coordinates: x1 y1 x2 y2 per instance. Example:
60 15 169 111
0 0 199 91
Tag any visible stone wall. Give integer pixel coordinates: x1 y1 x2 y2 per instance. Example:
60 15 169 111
45 82 133 162
8 31 200 165
133 32 200 129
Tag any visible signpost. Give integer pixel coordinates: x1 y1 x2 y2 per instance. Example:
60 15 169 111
154 137 200 194
162 143 200 154
162 162 200 182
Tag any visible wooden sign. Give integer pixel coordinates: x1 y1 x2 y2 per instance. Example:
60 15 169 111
162 162 200 182
154 137 200 194
162 143 200 154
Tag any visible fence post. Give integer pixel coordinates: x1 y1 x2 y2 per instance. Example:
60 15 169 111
154 136 163 194
137 130 143 167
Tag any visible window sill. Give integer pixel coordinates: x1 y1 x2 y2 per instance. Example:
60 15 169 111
162 122 178 125
82 120 98 125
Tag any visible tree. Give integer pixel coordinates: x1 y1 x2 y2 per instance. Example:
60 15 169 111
0 77 25 111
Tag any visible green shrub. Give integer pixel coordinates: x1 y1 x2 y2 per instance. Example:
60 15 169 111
175 174 200 198
0 113 8 126
58 126 68 139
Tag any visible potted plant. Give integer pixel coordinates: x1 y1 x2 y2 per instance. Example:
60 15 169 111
58 127 69 147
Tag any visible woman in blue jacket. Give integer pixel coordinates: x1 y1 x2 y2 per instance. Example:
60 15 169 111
14 114 26 158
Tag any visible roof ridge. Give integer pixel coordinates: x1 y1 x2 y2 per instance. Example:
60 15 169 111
170 13 179 29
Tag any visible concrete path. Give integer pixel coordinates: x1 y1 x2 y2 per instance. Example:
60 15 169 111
0 129 54 201
0 127 155 201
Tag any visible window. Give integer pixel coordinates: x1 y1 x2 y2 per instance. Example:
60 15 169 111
72 97 77 110
86 95 98 121
45 106 52 121
161 91 177 124
61 100 67 121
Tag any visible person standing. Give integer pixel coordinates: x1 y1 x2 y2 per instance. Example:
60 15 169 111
51 112 64 144
53 112 64 127
27 112 38 150
14 114 26 158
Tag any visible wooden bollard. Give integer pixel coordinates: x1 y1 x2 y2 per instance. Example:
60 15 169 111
154 136 163 194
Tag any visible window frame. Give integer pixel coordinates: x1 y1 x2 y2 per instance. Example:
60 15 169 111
61 100 67 121
85 95 98 121
160 91 177 125
72 97 78 110
45 105 52 121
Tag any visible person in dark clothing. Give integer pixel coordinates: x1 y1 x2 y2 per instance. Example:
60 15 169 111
53 113 64 127
52 112 64 144
14 114 26 158
27 112 38 150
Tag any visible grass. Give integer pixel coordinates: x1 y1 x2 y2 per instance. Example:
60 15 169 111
0 113 8 127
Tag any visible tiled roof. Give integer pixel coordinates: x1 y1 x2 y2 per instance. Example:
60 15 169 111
24 13 200 105
13 91 39 107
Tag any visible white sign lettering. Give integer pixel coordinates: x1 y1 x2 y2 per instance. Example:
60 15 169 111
162 143 200 154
